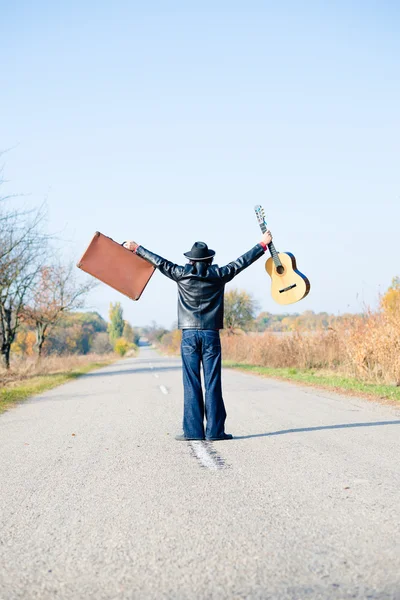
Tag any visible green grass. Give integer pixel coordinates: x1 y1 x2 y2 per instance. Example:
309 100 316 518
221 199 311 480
222 361 400 403
0 361 114 414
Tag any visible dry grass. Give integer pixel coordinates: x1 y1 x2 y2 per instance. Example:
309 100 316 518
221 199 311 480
221 330 341 370
340 310 400 385
0 353 116 388
221 309 400 386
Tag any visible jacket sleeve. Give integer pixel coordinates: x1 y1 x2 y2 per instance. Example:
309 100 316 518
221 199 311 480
136 246 184 282
218 244 265 284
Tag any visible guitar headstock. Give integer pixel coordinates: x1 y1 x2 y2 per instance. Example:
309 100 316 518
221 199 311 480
254 205 266 226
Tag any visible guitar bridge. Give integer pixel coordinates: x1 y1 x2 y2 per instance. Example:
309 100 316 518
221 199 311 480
279 284 297 293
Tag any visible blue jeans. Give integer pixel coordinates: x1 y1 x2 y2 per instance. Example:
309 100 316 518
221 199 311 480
181 329 227 439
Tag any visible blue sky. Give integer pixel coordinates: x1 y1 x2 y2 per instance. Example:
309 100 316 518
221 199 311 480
1 1 399 328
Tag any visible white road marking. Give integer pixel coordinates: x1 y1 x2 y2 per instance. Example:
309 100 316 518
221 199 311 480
159 385 168 395
154 374 159 379
189 441 220 471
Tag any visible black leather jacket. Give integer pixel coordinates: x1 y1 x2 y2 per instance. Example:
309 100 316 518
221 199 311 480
136 244 265 330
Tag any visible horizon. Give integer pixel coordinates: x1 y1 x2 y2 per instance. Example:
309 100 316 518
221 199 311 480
75 303 374 332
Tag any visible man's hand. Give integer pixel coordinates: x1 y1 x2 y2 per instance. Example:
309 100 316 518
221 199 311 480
261 230 272 246
123 241 139 252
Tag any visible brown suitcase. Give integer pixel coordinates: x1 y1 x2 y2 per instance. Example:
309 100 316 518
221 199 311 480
77 232 155 301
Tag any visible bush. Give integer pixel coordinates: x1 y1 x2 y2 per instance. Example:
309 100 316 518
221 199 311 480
91 332 113 355
114 337 132 357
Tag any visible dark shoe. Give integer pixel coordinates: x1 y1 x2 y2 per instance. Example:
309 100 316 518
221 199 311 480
205 433 233 441
175 434 205 441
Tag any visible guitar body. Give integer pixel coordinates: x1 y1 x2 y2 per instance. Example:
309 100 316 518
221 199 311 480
265 252 310 305
254 204 311 305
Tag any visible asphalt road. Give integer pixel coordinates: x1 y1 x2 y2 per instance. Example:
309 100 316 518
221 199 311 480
1 347 399 600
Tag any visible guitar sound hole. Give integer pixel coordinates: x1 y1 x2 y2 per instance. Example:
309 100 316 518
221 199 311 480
276 265 285 275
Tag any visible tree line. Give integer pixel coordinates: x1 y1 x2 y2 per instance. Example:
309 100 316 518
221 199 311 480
224 286 399 333
223 289 332 333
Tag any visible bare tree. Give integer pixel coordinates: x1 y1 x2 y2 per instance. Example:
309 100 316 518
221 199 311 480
21 262 97 357
0 206 48 368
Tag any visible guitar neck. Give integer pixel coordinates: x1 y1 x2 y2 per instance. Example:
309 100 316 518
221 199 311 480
256 211 281 267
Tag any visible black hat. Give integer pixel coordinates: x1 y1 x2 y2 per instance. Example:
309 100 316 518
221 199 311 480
184 241 215 261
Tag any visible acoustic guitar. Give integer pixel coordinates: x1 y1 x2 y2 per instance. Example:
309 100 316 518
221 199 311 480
254 205 310 305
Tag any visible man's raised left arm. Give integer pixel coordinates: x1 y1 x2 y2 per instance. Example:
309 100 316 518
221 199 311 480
122 241 184 282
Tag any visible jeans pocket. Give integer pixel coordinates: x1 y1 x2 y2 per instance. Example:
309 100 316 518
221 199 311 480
204 330 219 338
204 342 221 358
181 342 197 354
204 330 220 346
182 330 199 353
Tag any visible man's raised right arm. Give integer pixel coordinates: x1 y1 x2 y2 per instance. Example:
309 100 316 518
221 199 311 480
219 230 272 284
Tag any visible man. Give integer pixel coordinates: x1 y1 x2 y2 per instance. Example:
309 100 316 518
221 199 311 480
123 229 272 441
